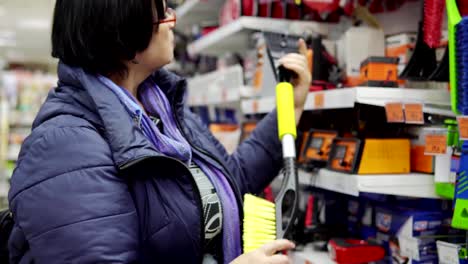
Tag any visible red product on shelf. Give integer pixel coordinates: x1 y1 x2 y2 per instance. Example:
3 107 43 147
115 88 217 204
458 0 468 16
201 26 218 36
302 0 340 13
341 0 355 15
328 239 386 264
286 0 301 19
257 0 271 17
242 0 256 16
304 195 315 227
368 0 385 13
271 0 286 18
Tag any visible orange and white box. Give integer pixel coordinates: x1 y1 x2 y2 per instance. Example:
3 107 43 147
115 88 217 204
385 33 417 66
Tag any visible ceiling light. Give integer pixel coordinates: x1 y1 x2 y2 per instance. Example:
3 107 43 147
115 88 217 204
17 19 51 30
0 39 16 47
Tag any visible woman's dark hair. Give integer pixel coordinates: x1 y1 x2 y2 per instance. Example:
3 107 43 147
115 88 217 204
51 0 165 76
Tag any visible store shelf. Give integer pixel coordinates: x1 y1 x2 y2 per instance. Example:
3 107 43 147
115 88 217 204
289 244 336 264
242 87 454 116
175 0 224 31
299 169 439 199
187 16 331 56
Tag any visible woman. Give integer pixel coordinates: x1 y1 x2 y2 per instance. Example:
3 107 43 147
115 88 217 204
8 0 311 263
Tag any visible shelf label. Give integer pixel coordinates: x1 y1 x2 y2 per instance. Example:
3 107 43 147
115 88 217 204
222 89 228 103
437 241 461 264
385 103 404 123
404 103 424 124
457 116 468 140
252 100 259 113
314 93 325 109
425 134 448 155
399 236 420 261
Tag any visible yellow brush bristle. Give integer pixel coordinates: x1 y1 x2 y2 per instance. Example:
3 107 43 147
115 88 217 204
243 194 276 253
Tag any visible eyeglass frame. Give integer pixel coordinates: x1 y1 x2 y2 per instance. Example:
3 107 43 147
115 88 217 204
154 7 176 25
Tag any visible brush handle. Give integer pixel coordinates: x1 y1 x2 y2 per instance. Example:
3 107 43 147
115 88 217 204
276 81 297 143
275 156 299 239
447 0 462 114
275 68 299 239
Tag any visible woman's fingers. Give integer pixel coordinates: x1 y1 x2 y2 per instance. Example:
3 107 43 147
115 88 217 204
298 38 308 57
268 254 291 264
261 239 296 256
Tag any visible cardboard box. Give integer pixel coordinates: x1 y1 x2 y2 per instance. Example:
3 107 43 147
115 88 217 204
337 27 385 78
375 207 446 264
411 145 434 174
385 33 417 65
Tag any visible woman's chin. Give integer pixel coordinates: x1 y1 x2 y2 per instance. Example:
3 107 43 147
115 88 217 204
164 55 174 66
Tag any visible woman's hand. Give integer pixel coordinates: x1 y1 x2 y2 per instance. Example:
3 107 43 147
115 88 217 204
230 239 295 264
278 39 312 125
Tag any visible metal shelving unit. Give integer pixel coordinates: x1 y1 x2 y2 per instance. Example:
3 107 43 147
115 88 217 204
289 244 336 264
187 16 331 56
241 87 454 117
175 0 225 31
299 169 439 199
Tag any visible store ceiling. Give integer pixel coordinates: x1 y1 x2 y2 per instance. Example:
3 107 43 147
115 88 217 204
0 0 56 65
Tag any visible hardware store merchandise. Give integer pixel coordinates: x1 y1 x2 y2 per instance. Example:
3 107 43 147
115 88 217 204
3 0 468 263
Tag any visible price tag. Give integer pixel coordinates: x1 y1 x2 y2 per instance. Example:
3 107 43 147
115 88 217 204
457 116 468 140
314 93 325 109
399 236 420 261
437 241 461 264
252 100 259 113
385 103 404 123
425 134 447 155
222 89 228 103
404 103 424 124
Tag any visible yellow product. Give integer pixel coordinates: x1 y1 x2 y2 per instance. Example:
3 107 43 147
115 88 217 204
276 82 296 139
358 139 411 174
242 194 276 253
243 66 298 253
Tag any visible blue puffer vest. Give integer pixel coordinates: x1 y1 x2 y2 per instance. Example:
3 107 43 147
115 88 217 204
8 63 283 264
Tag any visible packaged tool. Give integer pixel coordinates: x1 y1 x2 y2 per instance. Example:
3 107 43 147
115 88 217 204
328 138 411 174
301 129 338 168
359 57 400 87
328 238 386 264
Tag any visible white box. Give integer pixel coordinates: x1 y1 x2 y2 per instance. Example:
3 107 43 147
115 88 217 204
386 33 417 48
337 27 385 77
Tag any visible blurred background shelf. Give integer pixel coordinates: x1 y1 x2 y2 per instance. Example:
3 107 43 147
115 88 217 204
175 0 225 31
188 16 331 56
299 169 438 199
241 87 454 116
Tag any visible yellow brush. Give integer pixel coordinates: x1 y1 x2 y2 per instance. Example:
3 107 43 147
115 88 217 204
243 66 299 253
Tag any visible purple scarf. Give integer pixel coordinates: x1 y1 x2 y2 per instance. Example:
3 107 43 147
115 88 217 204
98 75 242 263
